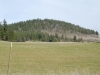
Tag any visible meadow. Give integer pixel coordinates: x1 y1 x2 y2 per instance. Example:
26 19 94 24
0 42 100 75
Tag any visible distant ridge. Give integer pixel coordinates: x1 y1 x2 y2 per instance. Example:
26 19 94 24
6 18 100 42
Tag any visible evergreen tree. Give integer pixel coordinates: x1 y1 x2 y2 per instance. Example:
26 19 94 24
2 19 8 41
0 23 2 40
73 36 77 42
96 31 99 36
3 19 8 32
8 28 14 42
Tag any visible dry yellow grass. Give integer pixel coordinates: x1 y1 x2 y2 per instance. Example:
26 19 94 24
0 42 100 75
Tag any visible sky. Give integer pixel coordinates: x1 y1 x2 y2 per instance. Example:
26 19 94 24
0 0 100 33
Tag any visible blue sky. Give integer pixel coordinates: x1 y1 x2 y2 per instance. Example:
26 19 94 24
0 0 100 33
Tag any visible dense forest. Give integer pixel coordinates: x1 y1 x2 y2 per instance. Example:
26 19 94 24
0 19 99 42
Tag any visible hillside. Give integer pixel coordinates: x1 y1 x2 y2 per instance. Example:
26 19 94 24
0 19 99 42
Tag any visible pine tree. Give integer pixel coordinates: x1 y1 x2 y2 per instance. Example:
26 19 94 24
0 23 2 40
8 28 14 42
96 31 98 36
73 36 77 42
2 19 8 41
3 19 8 32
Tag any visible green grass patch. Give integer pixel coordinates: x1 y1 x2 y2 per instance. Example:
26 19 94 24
0 42 100 75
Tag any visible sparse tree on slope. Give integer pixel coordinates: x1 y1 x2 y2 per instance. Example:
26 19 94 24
73 36 77 42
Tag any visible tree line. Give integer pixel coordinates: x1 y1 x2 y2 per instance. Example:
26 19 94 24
0 19 99 42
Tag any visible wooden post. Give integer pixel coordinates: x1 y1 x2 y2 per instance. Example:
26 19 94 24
7 42 12 75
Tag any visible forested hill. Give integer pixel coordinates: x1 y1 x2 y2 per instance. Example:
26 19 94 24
0 19 99 42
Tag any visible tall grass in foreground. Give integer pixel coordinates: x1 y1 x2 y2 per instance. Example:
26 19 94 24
1 70 100 75
0 42 100 75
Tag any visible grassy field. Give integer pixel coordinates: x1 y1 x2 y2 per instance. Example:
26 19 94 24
0 42 100 75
